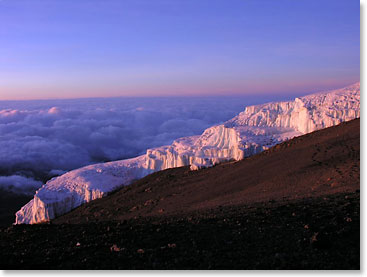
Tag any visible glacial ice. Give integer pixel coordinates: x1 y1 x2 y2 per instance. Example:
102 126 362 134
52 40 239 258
15 82 360 224
15 155 151 224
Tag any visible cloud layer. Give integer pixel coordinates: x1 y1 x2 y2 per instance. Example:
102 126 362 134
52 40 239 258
0 95 280 193
0 175 43 195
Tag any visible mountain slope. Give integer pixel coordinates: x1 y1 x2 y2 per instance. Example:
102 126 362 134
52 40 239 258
16 82 360 224
55 118 360 224
1 192 360 269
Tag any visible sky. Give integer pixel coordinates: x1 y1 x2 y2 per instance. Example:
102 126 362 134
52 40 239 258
0 0 360 100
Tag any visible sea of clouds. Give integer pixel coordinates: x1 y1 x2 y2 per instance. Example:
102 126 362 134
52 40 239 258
0 95 284 194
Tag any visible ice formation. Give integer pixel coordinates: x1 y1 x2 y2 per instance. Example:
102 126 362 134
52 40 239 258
15 82 360 224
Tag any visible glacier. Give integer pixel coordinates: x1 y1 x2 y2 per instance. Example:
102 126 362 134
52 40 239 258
15 82 360 224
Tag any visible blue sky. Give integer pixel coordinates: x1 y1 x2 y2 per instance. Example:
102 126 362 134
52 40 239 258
0 0 360 100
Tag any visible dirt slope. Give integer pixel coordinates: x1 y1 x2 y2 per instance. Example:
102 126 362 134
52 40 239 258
0 191 360 269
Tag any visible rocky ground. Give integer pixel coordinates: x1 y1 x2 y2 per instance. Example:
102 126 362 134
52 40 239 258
0 191 360 269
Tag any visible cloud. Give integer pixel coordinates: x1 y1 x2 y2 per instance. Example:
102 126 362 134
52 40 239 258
0 175 43 195
0 96 276 191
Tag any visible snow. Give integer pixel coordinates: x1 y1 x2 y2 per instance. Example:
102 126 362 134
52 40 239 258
227 82 360 133
15 82 360 224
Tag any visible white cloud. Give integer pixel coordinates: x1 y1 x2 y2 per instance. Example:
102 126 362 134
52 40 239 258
0 175 43 195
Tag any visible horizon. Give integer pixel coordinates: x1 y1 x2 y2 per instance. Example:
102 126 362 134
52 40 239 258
0 81 359 103
0 0 360 100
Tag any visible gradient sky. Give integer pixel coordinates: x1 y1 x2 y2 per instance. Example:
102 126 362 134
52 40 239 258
0 0 360 100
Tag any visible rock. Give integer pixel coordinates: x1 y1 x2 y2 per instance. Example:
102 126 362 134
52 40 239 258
144 200 154 206
310 232 319 243
110 244 121 252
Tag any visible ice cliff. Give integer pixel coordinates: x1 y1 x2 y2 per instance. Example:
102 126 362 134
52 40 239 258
15 82 360 224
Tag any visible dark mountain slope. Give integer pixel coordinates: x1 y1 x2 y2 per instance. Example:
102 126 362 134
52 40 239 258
55 118 360 224
0 191 360 269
